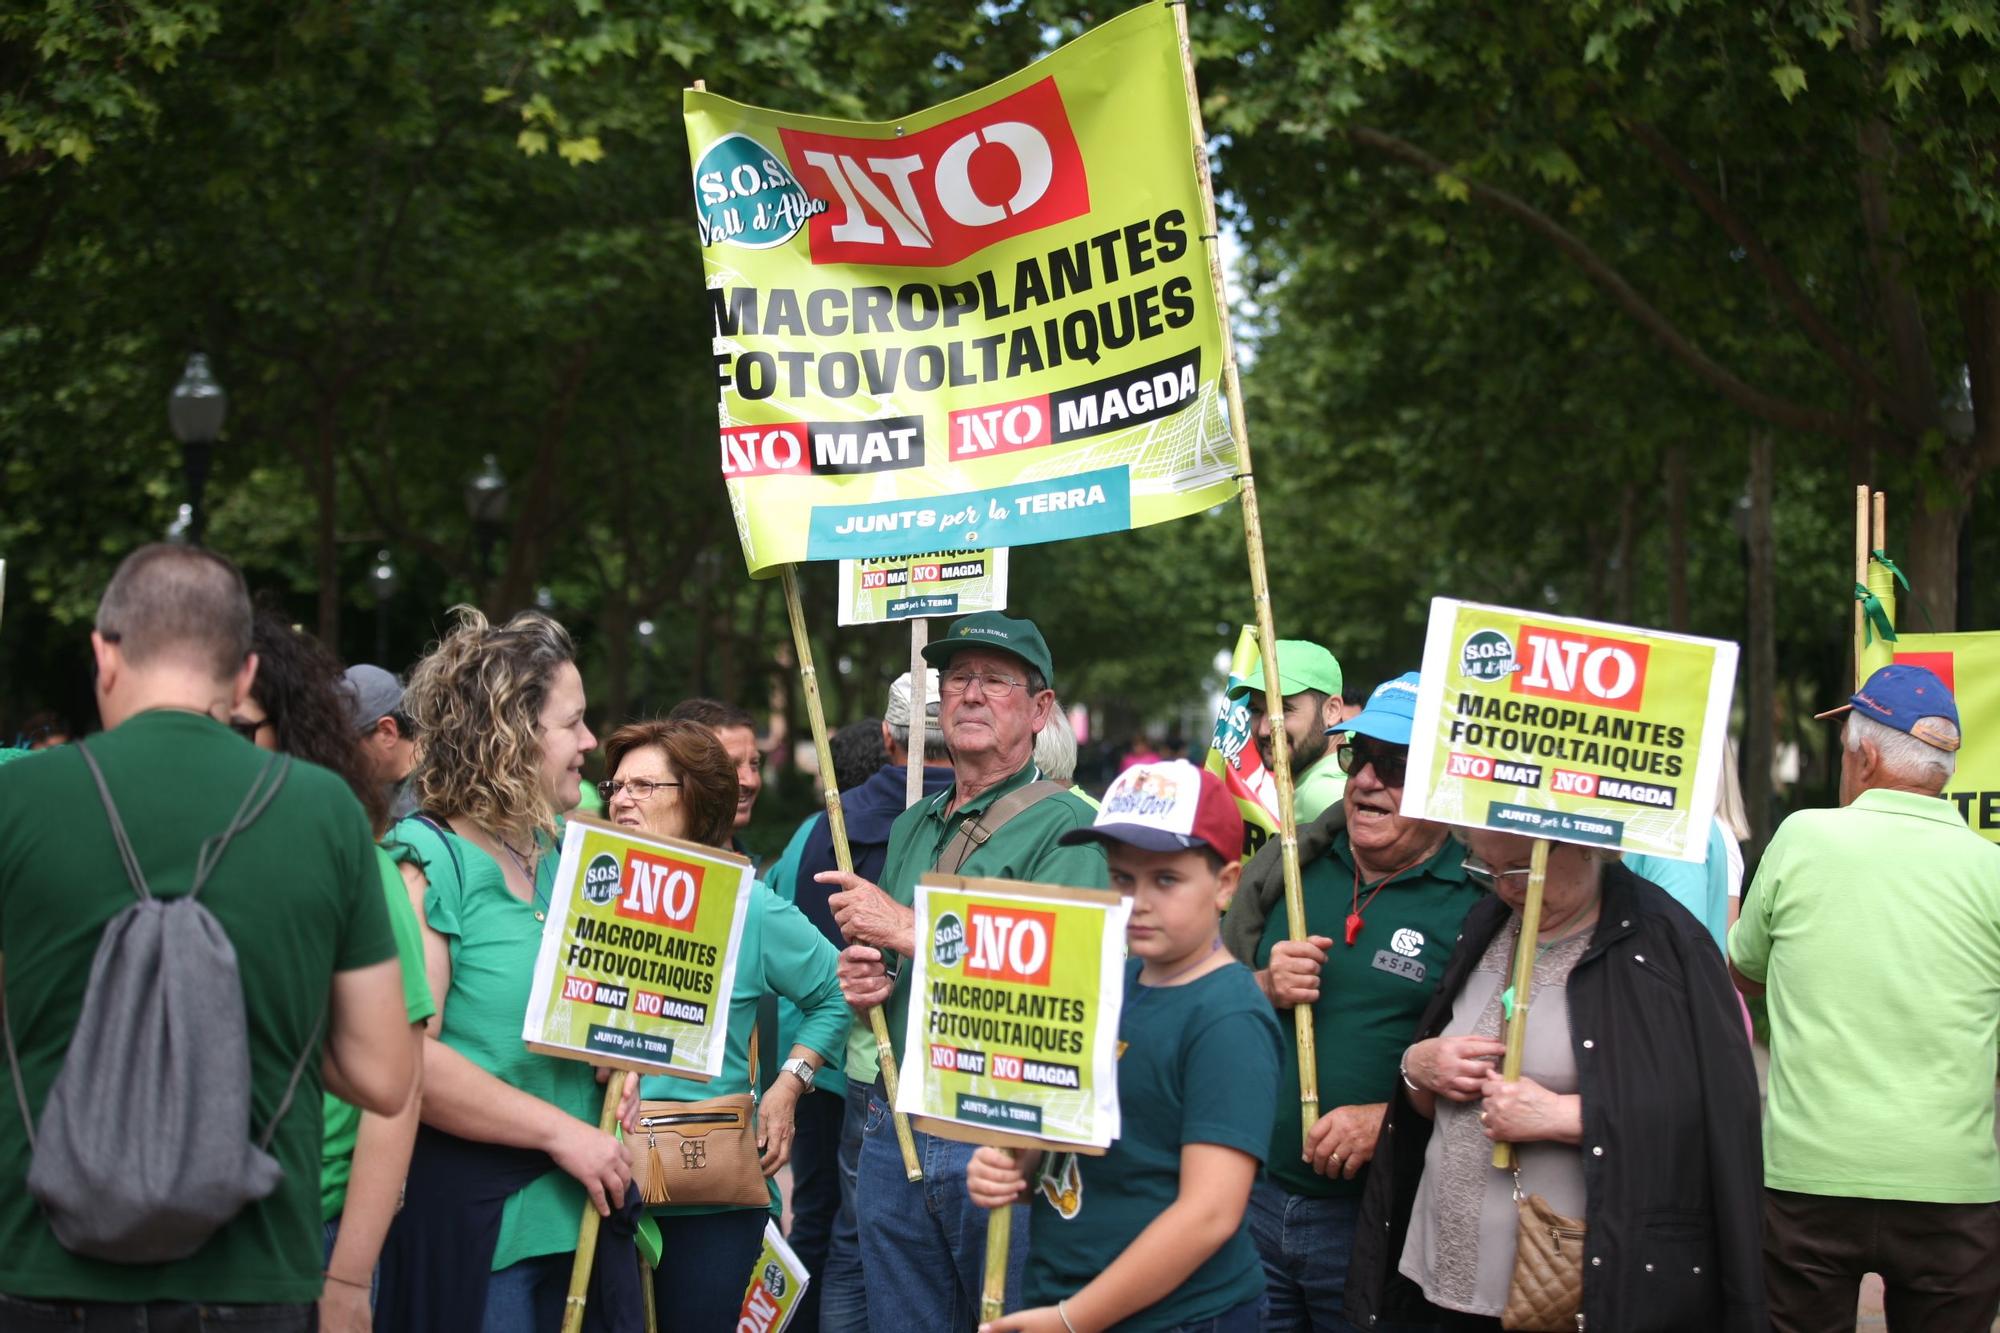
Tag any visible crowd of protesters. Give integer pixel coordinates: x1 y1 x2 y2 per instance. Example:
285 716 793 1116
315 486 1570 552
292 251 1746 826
1 542 1997 1333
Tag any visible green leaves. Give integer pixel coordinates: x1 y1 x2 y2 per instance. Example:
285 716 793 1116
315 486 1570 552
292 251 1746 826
1771 63 1809 101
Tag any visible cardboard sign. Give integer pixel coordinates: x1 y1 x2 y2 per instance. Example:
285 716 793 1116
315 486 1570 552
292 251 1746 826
897 875 1128 1152
736 1219 809 1333
1404 599 1738 860
684 2 1235 575
1894 633 2000 843
521 815 754 1076
837 547 1010 624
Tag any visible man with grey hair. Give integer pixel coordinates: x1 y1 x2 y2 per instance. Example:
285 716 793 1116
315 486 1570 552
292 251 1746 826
0 544 412 1324
1731 663 2000 1332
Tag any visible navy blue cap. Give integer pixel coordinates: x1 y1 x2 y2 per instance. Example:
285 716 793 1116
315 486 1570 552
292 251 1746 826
1815 663 1960 751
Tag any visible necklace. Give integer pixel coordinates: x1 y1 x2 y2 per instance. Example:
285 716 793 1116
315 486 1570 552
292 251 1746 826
1134 937 1223 992
498 834 551 921
1346 852 1430 946
1497 896 1601 1022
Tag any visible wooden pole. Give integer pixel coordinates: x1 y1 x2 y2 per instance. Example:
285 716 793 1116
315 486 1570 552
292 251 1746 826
1491 840 1550 1170
1172 0 1318 1133
908 619 929 807
981 1151 1017 1324
560 1070 630 1333
1854 485 1871 689
781 565 924 1181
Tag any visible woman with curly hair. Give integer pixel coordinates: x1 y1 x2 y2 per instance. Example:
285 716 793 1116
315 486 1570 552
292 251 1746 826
375 607 638 1333
236 608 434 1333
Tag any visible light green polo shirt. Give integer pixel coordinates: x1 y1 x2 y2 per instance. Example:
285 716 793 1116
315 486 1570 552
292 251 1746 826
1730 787 2000 1203
1292 755 1347 823
868 761 1108 1072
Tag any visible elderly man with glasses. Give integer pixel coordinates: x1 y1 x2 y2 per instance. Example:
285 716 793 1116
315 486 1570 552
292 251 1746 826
817 611 1108 1333
1220 671 1485 1333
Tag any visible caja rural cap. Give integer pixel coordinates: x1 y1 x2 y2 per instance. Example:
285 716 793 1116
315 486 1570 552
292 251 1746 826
1229 639 1343 701
1813 663 1961 752
1337 671 1422 746
921 612 1055 689
1059 760 1243 863
341 664 405 733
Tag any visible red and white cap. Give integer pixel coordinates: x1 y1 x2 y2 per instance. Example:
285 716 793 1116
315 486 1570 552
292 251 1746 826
1060 760 1243 863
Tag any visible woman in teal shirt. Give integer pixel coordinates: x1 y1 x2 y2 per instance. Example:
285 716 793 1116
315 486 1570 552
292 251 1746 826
602 718 848 1332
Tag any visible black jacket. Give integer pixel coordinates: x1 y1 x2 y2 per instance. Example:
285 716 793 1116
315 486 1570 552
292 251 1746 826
1345 864 1767 1333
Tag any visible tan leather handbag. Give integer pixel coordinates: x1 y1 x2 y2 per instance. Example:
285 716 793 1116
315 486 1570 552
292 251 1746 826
1501 1168 1586 1331
633 1029 769 1209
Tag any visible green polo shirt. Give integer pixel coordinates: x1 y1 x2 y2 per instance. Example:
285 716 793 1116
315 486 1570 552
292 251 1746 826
1292 756 1347 824
1254 822 1479 1198
872 761 1108 1072
1730 788 2000 1203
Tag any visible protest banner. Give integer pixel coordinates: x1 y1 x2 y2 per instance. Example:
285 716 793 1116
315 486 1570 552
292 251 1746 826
1404 598 1739 862
737 1219 811 1333
684 1 1235 576
898 874 1129 1152
1892 632 2000 843
1204 624 1279 859
838 546 1009 625
522 814 755 1079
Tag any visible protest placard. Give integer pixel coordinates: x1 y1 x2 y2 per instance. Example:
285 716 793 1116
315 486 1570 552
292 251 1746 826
837 546 1009 625
1404 598 1739 861
521 814 754 1078
684 1 1234 576
736 1219 810 1333
1203 624 1278 859
897 874 1129 1152
1894 633 2000 843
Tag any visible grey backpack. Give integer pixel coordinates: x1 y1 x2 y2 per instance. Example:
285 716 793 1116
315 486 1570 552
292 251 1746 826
2 740 321 1263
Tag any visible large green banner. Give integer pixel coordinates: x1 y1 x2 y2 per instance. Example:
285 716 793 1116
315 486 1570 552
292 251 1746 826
522 816 754 1077
683 2 1234 576
1894 632 2000 843
898 876 1129 1150
1405 598 1738 860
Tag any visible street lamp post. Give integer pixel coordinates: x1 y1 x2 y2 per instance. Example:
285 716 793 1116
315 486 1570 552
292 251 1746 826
463 454 511 579
371 548 400 664
167 354 228 546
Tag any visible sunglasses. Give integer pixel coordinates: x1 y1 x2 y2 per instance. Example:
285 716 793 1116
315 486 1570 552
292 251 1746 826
1335 740 1408 787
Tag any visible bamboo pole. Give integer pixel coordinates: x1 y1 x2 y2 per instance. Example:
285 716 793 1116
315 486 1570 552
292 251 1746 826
781 565 924 1181
1854 486 1871 690
1172 0 1318 1134
980 1154 1016 1324
560 1070 630 1333
908 619 930 806
1491 840 1550 1171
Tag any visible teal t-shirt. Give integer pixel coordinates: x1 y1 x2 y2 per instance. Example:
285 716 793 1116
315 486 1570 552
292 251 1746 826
396 815 603 1268
765 817 851 1098
1626 818 1732 951
1254 828 1479 1198
639 879 847 1214
321 844 437 1221
1024 960 1281 1331
1730 788 2000 1202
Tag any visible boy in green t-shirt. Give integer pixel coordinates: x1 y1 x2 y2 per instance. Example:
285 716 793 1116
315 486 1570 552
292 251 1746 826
967 761 1282 1333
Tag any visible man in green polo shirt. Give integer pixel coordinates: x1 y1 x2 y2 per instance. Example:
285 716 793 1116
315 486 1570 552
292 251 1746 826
1232 639 1351 822
821 611 1106 1333
1221 670 1483 1332
1731 664 2000 1333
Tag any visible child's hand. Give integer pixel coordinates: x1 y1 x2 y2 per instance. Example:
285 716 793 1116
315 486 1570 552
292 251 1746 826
979 1306 1069 1333
965 1146 1029 1209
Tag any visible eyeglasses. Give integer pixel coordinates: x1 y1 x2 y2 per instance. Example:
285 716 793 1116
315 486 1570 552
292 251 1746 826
939 669 1027 699
1335 741 1408 787
598 778 680 802
1461 856 1535 890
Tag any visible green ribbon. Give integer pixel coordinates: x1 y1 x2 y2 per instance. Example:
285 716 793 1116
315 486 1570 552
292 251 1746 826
1855 582 1898 645
1870 550 1911 591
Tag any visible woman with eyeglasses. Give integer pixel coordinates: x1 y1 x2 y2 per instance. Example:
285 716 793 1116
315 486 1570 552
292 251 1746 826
601 717 847 1332
1346 828 1766 1333
375 607 640 1333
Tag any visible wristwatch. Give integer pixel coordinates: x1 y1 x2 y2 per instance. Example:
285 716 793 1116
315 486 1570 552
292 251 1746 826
781 1057 817 1091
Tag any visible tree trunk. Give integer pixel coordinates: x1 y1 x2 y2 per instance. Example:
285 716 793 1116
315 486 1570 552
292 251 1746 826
1744 434 1777 857
316 399 341 648
602 596 632 723
1900 484 1967 633
1665 443 1690 632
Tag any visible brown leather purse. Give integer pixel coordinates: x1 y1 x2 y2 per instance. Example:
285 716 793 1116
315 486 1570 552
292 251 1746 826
1501 1167 1586 1331
633 1029 770 1209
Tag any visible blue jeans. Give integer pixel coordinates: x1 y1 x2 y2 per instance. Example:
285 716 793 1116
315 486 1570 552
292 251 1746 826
786 1086 845 1333
481 1252 570 1333
855 1084 1029 1333
817 1076 872 1333
1163 1297 1262 1332
650 1206 768 1333
1249 1179 1432 1333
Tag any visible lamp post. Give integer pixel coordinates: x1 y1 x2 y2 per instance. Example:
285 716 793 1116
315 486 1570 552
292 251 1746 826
167 354 228 546
371 548 400 664
463 453 510 579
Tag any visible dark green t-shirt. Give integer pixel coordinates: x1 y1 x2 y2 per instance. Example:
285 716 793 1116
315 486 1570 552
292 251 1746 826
1254 830 1479 1199
0 710 395 1302
1024 960 1281 1330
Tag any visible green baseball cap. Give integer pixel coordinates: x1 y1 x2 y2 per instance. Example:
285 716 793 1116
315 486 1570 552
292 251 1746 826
921 612 1056 689
1228 639 1343 700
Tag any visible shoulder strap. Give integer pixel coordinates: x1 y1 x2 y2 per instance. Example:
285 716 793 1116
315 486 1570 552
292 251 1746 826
935 779 1070 876
405 812 467 892
76 740 152 903
76 742 289 905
